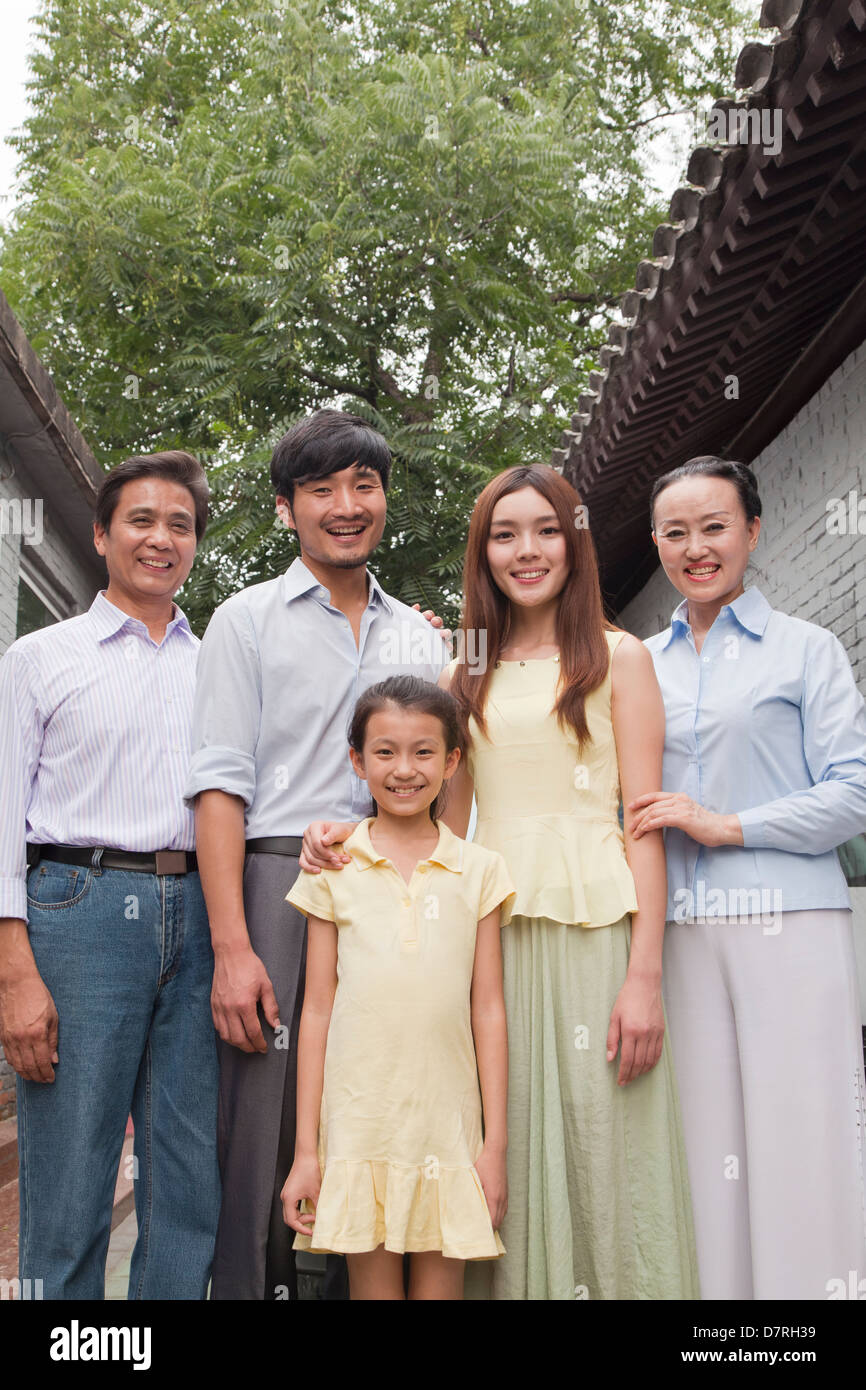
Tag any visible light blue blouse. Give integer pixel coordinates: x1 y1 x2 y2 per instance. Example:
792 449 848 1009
645 587 866 917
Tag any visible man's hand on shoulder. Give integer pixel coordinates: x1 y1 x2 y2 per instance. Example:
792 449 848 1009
411 603 452 647
300 821 357 873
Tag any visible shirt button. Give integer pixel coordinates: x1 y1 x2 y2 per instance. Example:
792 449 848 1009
519 660 525 667
702 657 710 663
418 864 427 873
402 898 411 907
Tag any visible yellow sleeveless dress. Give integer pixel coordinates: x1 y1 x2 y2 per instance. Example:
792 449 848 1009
457 632 699 1300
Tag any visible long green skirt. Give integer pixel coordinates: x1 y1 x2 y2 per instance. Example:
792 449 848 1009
465 914 700 1300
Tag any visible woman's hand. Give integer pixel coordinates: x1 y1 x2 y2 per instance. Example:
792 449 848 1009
299 821 358 873
474 1145 508 1230
628 792 743 847
280 1155 322 1235
606 974 665 1085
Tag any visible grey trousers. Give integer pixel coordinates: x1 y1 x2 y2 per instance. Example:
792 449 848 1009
210 851 307 1300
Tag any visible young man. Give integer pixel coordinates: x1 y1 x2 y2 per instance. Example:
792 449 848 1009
0 452 220 1300
186 410 449 1300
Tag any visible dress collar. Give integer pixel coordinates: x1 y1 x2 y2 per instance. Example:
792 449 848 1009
346 817 465 873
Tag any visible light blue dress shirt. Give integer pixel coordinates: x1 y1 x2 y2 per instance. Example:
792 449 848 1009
184 558 450 837
645 587 866 917
0 591 198 921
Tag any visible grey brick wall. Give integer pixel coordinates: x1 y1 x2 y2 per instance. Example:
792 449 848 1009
617 340 866 1014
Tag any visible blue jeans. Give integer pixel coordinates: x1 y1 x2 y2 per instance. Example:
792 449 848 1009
17 856 220 1299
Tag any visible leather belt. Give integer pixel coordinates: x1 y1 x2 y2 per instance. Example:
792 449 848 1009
26 844 197 876
245 836 304 857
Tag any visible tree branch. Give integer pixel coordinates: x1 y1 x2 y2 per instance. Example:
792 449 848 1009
598 106 694 133
549 289 597 304
297 364 376 404
467 25 491 57
368 349 408 408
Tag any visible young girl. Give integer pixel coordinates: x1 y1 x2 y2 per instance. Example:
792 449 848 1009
280 675 515 1300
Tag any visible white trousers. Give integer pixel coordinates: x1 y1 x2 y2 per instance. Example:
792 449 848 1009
663 908 866 1300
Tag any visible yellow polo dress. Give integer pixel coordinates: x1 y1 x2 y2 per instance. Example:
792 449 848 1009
286 816 515 1260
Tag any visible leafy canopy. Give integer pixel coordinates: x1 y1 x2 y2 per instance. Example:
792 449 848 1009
2 0 756 629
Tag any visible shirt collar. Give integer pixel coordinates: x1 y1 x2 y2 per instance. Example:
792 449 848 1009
88 590 195 643
346 817 465 873
281 557 393 616
662 586 771 648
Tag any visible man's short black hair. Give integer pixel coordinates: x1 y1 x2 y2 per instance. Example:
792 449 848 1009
95 451 209 541
270 410 391 504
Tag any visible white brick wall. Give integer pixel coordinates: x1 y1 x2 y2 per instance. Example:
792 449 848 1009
617 340 866 1013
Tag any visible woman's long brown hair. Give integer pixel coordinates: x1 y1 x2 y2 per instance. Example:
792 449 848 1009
451 465 617 745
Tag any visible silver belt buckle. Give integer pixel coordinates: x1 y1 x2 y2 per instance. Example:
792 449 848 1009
154 850 188 876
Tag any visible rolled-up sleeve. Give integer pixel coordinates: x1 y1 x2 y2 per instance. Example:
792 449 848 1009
738 632 866 854
0 646 44 921
183 598 262 808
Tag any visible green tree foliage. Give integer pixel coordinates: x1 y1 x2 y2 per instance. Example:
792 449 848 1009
1 0 756 630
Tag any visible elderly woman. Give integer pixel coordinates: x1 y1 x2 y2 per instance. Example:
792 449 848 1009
631 455 866 1300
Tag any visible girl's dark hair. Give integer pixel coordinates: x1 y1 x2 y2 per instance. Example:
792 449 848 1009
348 675 465 822
95 450 209 541
650 456 762 526
270 409 391 502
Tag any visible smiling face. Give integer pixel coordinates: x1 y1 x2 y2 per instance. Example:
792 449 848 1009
485 486 570 610
652 475 760 609
276 462 387 571
92 476 198 608
349 706 461 820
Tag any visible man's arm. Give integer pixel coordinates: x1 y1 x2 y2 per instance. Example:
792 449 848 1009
195 789 279 1053
0 646 58 1082
185 600 279 1053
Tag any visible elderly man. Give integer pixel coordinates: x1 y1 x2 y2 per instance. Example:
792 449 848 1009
0 451 220 1300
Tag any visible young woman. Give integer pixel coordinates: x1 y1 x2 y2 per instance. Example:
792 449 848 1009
630 456 866 1300
281 676 515 1300
301 464 699 1300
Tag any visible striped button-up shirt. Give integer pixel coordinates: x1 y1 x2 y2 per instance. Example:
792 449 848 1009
0 590 198 921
